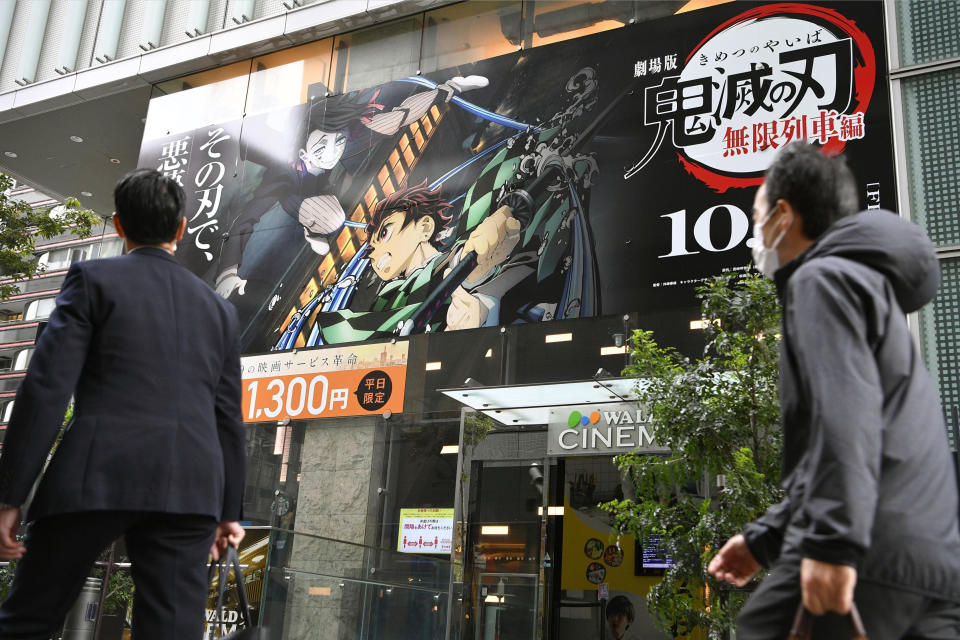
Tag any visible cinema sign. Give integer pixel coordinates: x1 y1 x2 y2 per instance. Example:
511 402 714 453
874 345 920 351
547 403 670 457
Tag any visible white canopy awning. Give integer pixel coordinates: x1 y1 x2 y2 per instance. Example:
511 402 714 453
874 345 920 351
438 377 641 426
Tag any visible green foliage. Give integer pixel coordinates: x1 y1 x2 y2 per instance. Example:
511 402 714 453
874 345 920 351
601 274 783 637
0 559 16 601
463 412 495 448
0 173 101 301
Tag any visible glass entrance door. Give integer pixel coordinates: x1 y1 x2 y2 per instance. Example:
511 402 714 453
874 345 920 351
464 455 559 640
475 572 538 640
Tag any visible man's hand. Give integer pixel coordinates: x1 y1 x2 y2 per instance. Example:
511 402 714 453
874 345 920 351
708 534 760 586
446 286 488 331
463 205 521 283
801 557 857 615
0 507 24 560
298 195 345 235
210 521 245 562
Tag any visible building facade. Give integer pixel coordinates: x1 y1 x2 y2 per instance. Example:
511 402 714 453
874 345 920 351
0 2 957 639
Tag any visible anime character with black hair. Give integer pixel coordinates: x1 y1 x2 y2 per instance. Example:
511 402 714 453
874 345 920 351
215 75 489 298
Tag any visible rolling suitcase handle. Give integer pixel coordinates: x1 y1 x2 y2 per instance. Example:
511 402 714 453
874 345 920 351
789 601 867 640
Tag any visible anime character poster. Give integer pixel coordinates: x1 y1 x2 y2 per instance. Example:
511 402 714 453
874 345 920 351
138 1 892 353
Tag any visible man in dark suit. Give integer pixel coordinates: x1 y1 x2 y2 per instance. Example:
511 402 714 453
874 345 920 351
0 169 247 639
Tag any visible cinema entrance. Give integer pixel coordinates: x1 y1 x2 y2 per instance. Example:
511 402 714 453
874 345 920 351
441 379 674 640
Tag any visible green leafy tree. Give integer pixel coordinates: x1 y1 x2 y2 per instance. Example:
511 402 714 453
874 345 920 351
601 274 782 637
0 173 101 300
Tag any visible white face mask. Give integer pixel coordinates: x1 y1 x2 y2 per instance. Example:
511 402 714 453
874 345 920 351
752 206 790 278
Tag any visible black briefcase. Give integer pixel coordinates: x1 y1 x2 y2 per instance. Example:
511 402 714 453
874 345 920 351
208 544 268 639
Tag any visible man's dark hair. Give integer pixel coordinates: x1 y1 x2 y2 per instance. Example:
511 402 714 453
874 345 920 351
366 180 452 247
606 595 635 622
763 141 858 239
113 169 185 244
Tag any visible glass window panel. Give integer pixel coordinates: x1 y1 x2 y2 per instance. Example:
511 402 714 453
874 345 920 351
331 16 422 94
246 39 335 115
895 1 960 67
98 238 124 258
528 1 635 48
919 257 960 449
14 349 32 370
902 68 960 247
25 298 56 320
153 61 252 96
420 1 521 74
143 64 251 142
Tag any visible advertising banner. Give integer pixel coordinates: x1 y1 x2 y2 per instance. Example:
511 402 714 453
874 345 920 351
397 507 454 554
138 1 891 354
547 402 668 457
240 340 407 422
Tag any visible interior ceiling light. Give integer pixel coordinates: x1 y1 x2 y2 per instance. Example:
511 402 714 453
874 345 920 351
109 158 120 164
3 151 16 158
69 135 83 143
480 525 509 535
80 191 92 197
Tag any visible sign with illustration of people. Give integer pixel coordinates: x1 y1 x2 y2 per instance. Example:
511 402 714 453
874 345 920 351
397 508 454 554
138 2 891 353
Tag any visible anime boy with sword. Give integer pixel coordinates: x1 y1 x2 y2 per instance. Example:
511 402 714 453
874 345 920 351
275 67 623 348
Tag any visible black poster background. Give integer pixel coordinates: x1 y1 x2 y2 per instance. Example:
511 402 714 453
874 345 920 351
138 1 893 352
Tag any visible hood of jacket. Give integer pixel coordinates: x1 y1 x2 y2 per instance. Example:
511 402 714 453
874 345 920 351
776 210 940 313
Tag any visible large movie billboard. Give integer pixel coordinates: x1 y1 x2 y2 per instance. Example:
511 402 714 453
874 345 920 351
138 2 891 352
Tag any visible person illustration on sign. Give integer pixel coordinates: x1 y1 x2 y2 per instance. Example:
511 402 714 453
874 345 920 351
214 76 490 300
604 596 642 640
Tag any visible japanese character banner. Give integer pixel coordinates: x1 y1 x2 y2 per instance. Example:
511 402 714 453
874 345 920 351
147 119 245 279
240 340 408 422
138 1 891 352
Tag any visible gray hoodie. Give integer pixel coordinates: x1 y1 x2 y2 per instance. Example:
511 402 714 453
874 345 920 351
743 210 960 599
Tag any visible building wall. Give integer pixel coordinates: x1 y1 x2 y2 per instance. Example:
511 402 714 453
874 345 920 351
890 1 960 449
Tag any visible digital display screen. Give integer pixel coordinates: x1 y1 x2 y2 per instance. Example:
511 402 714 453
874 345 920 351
636 537 673 575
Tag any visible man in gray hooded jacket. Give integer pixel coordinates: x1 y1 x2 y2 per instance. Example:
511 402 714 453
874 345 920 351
709 142 960 638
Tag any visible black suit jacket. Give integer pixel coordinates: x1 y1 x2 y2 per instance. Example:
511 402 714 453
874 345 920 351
0 247 245 523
